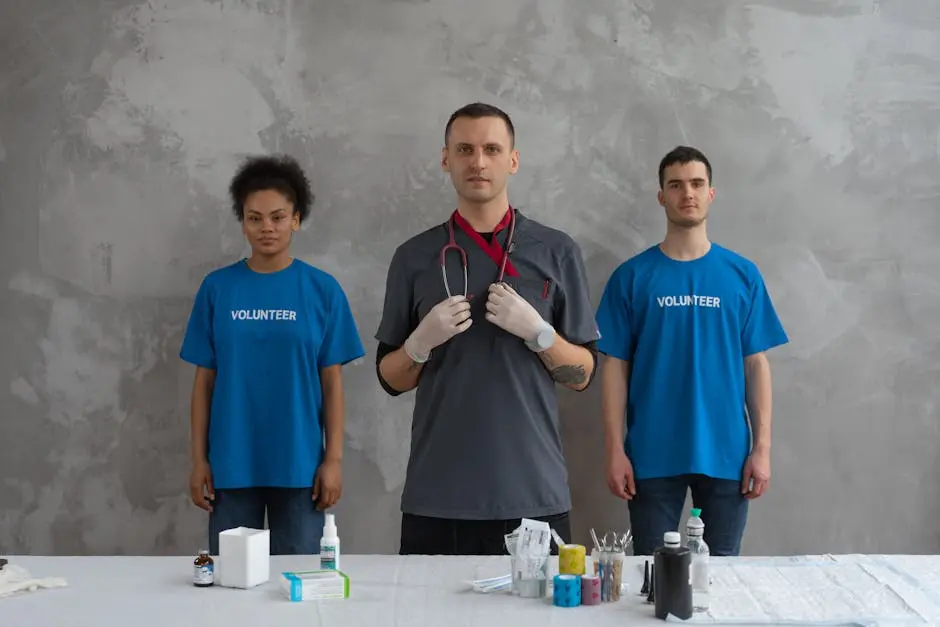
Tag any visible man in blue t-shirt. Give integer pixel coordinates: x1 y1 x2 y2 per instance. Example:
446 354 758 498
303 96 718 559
595 146 788 556
180 155 365 555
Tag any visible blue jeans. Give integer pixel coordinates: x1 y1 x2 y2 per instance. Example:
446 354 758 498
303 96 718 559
208 488 325 556
628 474 749 556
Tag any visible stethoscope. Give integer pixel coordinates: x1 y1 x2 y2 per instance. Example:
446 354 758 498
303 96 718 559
440 208 517 298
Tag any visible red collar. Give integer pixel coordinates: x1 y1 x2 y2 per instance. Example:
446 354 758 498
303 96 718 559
453 207 512 235
451 207 519 278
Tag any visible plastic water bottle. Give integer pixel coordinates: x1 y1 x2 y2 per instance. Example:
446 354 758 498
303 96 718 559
686 507 710 612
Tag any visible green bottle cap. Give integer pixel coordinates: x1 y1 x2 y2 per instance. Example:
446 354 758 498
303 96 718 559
690 507 701 517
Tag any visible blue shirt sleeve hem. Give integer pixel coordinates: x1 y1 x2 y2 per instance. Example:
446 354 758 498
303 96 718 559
596 344 631 362
319 348 367 369
180 351 216 370
743 336 789 358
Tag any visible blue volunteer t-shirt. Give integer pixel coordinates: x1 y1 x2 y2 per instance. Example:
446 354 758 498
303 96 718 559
595 244 788 482
180 258 365 489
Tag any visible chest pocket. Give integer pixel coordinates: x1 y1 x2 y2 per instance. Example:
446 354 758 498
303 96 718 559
501 276 555 321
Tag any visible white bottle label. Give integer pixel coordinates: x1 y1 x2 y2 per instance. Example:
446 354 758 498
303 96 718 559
320 545 337 570
691 559 709 589
194 564 214 585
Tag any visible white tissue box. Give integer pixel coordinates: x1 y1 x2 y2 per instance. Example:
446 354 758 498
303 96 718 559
218 527 270 589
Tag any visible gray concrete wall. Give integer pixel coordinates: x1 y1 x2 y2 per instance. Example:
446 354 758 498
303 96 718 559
2 0 938 556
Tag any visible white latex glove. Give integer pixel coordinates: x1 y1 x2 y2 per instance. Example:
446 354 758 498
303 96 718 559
485 283 552 342
404 295 472 362
0 563 68 599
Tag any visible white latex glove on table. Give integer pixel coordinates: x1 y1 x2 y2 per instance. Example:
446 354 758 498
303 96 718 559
404 295 472 362
485 283 553 346
0 563 67 599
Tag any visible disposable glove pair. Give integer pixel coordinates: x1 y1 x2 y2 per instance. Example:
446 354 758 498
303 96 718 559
403 283 553 362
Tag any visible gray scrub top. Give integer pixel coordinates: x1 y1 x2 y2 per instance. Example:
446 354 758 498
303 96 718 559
376 209 599 520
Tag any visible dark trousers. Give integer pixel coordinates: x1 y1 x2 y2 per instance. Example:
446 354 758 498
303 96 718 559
400 511 571 555
208 487 325 556
628 474 749 556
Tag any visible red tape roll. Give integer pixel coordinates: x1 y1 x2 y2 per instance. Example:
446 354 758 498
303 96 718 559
581 575 601 605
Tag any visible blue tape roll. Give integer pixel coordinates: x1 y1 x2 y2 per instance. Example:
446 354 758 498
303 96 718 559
553 574 582 607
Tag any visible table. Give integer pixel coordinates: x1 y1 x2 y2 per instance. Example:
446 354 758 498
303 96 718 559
3 554 940 626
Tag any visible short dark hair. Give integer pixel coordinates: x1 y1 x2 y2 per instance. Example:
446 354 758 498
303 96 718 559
228 154 313 222
658 146 713 189
444 102 516 148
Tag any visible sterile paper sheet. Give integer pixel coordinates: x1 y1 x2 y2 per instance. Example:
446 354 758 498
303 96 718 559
668 554 940 625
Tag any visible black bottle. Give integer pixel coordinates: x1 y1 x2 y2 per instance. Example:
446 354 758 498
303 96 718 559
653 531 692 620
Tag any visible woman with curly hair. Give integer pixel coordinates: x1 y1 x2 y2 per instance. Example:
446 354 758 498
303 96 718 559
180 155 365 555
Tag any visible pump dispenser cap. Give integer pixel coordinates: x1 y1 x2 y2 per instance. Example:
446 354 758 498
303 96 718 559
664 531 681 545
323 513 338 539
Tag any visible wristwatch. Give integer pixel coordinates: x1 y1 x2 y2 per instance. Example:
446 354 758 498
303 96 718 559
526 322 556 353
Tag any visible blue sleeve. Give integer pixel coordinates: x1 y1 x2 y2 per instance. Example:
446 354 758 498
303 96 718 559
319 278 366 368
180 278 216 369
595 267 635 361
741 269 789 357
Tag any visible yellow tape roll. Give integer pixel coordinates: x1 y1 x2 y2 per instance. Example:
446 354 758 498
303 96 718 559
559 543 586 575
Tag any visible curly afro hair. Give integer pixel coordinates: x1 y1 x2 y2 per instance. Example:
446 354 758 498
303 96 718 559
228 154 314 223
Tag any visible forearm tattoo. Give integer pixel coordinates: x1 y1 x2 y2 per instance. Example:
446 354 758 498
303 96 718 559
549 364 587 385
538 351 587 385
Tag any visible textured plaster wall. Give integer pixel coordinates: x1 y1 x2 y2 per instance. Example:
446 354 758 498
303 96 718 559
1 0 939 556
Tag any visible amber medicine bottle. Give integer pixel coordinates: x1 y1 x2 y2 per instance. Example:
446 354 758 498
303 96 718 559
193 550 214 587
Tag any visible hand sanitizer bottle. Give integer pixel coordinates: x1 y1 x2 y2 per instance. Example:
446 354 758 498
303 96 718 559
686 507 710 612
320 513 340 570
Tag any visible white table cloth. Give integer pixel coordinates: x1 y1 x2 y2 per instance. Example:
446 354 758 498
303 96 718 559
3 553 940 626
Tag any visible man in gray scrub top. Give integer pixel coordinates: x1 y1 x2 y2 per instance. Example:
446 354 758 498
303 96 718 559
375 102 600 555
